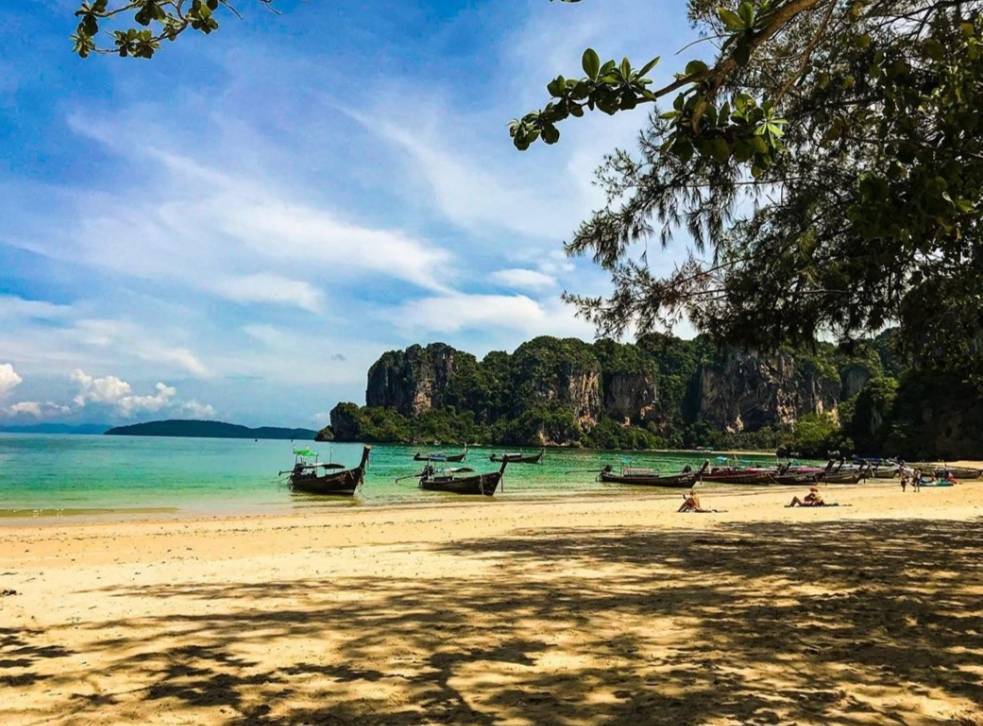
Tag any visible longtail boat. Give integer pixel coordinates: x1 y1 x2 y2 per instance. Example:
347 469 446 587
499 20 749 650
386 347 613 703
413 444 468 463
282 446 371 496
771 461 821 485
779 462 825 475
489 448 545 464
418 459 508 496
819 469 867 484
852 456 900 477
773 471 820 485
913 464 982 480
702 465 776 485
816 460 869 484
599 461 708 487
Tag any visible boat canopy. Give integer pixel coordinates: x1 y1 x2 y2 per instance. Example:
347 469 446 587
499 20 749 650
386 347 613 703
293 448 318 458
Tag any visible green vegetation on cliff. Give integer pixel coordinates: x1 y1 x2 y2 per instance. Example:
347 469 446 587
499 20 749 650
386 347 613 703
324 331 981 458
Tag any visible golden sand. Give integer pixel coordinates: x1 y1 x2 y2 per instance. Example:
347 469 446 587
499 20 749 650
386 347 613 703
1 480 981 725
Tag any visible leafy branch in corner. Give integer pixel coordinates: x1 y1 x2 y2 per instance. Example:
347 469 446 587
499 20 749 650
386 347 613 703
509 0 821 173
72 0 275 58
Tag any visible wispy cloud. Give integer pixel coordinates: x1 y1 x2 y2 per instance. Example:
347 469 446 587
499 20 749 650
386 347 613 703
0 296 75 321
215 274 325 314
395 292 593 338
491 268 557 291
54 115 456 295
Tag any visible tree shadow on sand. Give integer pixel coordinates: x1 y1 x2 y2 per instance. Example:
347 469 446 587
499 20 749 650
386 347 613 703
10 518 983 724
0 626 73 688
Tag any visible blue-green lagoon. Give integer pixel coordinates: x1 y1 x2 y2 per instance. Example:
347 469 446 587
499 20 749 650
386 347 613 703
0 433 782 522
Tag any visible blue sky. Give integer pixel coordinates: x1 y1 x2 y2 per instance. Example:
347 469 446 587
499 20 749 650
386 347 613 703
0 0 699 427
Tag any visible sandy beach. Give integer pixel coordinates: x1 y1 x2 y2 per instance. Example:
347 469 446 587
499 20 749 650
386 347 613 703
1 480 981 725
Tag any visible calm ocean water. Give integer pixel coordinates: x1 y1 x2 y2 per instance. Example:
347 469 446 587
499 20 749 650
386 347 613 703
0 434 783 521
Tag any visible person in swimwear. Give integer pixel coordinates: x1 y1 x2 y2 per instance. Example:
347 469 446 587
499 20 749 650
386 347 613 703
788 486 826 507
678 489 711 513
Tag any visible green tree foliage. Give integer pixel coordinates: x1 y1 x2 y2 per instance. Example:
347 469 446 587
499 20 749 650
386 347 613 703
844 376 898 453
516 1 981 376
788 412 851 457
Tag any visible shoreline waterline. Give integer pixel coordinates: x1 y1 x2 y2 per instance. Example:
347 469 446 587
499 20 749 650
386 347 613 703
0 432 792 522
0 477 921 528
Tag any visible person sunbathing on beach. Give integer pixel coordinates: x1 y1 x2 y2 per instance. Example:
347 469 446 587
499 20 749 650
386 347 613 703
787 486 832 507
678 490 712 513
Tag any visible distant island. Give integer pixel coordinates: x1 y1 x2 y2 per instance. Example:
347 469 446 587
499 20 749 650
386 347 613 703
105 419 317 440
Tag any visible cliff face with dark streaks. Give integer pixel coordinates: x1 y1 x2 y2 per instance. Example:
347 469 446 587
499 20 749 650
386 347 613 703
326 334 892 450
321 331 979 457
696 350 841 432
366 343 472 417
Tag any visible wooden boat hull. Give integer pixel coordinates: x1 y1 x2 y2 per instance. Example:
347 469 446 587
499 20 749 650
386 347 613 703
414 450 467 463
290 471 362 496
598 471 698 487
490 449 544 464
914 465 981 480
289 446 370 497
702 469 775 485
420 472 502 496
773 473 820 485
817 471 866 484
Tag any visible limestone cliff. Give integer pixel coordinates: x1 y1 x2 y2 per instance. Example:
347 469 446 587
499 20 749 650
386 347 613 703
366 343 473 416
696 349 841 432
331 336 887 449
604 372 660 426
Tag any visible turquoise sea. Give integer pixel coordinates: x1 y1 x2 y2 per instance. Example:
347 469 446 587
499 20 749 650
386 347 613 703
0 434 783 522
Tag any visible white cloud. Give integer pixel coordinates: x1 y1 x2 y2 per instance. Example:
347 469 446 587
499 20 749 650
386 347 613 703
2 401 72 419
242 324 283 346
397 293 544 333
40 119 456 296
63 319 210 378
0 296 74 321
0 367 215 422
71 370 131 407
137 346 210 379
0 297 211 380
344 107 578 241
209 197 453 293
215 274 324 313
491 268 557 291
536 250 577 276
0 363 22 397
5 401 38 416
395 293 593 339
178 400 217 419
71 370 176 417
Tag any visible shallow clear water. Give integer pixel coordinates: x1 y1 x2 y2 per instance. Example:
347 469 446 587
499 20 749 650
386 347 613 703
0 434 785 521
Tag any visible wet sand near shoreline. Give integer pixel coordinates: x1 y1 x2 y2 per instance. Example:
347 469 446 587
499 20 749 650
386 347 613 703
1 480 981 724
